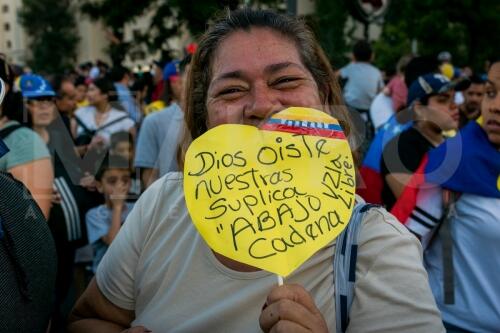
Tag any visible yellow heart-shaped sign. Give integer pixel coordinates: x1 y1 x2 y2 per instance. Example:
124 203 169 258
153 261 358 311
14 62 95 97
184 107 356 277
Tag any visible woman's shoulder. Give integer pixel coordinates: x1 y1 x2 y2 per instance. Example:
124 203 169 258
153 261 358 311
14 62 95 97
75 105 94 114
109 107 129 117
356 203 420 274
107 108 134 127
136 172 184 215
360 204 411 238
74 106 95 119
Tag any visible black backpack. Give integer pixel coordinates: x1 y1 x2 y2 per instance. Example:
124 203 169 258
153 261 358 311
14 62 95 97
0 172 57 332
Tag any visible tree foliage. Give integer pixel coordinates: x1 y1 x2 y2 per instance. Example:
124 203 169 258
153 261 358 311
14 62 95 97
80 0 153 65
79 0 284 65
374 0 500 71
309 0 350 69
18 0 79 74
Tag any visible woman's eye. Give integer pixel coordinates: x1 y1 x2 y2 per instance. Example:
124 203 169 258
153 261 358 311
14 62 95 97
273 77 301 87
486 90 497 98
218 87 244 96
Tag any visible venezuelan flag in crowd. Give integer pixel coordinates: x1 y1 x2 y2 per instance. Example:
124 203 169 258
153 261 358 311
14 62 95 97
391 120 500 229
357 114 411 203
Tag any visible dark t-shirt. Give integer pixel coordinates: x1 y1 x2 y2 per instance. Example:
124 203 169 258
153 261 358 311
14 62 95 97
381 127 434 209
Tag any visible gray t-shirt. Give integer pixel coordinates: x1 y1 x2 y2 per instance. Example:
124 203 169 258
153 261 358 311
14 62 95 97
0 121 50 171
340 62 384 110
134 103 183 176
97 173 444 333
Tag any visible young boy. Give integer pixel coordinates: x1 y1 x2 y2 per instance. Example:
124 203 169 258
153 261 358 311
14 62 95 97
86 154 134 273
110 130 141 198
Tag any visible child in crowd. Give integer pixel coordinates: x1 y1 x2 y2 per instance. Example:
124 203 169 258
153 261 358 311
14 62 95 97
110 131 141 198
85 154 134 273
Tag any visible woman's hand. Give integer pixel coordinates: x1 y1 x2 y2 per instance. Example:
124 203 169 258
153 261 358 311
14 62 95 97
259 284 329 333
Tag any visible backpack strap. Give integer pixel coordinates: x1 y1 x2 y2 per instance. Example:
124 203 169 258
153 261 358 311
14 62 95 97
75 114 130 134
0 124 23 140
95 115 130 132
74 115 95 136
334 200 379 333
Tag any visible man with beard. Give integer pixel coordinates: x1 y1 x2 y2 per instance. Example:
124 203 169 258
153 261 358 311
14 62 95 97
459 74 485 127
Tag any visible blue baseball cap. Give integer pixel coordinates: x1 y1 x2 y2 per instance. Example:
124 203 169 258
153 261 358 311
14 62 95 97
19 74 56 99
163 60 180 81
407 73 470 106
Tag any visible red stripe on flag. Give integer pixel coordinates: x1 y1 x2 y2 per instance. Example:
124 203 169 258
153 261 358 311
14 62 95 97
390 154 429 224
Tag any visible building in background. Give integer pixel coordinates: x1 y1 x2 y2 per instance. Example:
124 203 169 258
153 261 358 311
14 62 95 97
0 0 28 63
0 0 189 69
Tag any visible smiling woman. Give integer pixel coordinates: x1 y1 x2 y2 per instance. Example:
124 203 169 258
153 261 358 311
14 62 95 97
69 8 445 333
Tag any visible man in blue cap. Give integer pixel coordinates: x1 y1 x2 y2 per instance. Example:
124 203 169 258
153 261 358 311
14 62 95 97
134 57 188 189
380 73 470 209
163 59 183 105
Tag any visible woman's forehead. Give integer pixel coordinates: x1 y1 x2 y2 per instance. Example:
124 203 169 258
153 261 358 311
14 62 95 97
487 62 500 86
211 28 304 76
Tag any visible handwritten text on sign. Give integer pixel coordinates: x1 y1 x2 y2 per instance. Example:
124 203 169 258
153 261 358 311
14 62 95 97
184 107 356 277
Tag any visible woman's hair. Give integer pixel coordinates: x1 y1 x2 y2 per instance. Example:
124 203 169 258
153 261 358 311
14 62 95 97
92 77 125 111
179 8 351 165
1 91 24 122
93 77 118 103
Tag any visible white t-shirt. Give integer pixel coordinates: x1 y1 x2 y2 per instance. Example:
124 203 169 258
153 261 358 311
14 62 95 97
340 62 384 110
75 106 135 144
370 92 395 132
96 173 444 333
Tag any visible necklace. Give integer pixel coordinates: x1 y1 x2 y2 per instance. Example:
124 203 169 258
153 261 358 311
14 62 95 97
94 105 111 127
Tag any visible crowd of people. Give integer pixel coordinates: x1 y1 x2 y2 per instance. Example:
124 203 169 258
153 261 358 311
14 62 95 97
0 7 498 333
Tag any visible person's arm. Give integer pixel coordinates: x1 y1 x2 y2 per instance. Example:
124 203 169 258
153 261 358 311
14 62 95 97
102 204 124 246
385 172 412 199
9 157 53 219
67 278 149 333
101 187 128 245
347 208 444 333
259 284 328 333
140 167 159 190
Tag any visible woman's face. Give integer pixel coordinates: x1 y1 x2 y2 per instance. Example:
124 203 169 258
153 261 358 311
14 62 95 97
28 97 56 128
482 62 500 148
206 28 322 129
86 83 107 106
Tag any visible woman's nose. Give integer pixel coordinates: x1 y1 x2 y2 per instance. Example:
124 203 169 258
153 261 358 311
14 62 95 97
244 84 282 124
